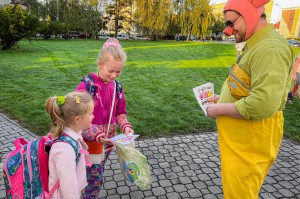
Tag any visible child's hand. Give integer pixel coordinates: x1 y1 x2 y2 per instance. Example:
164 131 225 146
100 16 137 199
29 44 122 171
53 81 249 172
124 127 134 136
99 136 114 145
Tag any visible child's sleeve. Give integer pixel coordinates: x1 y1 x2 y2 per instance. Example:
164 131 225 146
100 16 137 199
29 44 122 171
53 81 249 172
116 114 132 133
82 125 106 143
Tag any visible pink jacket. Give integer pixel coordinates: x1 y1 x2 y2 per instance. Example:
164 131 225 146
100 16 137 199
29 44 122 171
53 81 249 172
48 127 88 199
76 73 128 125
76 73 131 136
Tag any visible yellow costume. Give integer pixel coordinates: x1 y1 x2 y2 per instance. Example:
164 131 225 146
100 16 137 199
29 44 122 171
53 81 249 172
218 24 294 198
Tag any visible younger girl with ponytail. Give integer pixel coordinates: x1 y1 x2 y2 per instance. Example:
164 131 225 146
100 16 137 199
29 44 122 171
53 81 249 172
45 91 94 198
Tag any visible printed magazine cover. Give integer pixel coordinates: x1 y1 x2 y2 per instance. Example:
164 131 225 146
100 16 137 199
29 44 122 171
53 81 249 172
193 83 214 116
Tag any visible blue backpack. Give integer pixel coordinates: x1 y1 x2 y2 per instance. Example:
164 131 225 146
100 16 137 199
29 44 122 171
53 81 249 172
3 134 80 199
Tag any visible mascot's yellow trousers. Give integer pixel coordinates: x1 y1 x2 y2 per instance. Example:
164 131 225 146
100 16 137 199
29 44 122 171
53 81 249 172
217 111 283 199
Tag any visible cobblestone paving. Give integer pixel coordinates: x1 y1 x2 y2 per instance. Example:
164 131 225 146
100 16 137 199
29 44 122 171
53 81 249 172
0 113 299 199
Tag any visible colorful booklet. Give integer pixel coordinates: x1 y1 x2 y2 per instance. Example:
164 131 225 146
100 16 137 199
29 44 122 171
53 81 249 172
109 133 139 145
193 83 214 116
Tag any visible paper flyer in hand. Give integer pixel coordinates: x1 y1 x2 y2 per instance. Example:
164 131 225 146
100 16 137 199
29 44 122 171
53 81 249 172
109 133 139 145
193 83 214 116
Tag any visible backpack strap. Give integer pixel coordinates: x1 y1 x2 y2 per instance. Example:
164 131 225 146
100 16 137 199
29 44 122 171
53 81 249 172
44 180 60 199
49 134 81 163
107 81 116 135
115 79 123 99
13 138 27 149
79 149 92 167
81 75 96 98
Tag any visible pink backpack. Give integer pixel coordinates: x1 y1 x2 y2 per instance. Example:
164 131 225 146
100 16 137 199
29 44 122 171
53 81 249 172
3 134 81 199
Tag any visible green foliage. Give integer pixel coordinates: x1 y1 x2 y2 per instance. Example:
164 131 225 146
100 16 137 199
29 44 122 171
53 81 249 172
38 21 61 40
24 0 104 38
165 13 181 37
21 0 219 40
0 5 38 50
65 0 101 34
105 0 133 37
24 0 43 17
119 3 133 35
178 0 213 40
211 12 225 37
133 0 173 40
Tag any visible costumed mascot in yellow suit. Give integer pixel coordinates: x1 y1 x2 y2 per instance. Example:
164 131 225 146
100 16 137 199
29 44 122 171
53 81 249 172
206 0 294 198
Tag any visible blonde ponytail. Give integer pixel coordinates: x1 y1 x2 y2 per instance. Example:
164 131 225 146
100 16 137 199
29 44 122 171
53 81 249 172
45 92 93 138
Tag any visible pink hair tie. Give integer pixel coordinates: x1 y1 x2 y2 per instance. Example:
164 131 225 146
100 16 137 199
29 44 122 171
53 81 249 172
103 38 122 48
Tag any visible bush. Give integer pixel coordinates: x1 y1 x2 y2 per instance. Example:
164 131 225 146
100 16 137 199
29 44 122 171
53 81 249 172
38 21 71 40
0 5 38 50
217 36 223 41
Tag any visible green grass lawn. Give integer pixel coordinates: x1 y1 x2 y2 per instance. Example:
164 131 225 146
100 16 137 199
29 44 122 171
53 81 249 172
0 39 299 142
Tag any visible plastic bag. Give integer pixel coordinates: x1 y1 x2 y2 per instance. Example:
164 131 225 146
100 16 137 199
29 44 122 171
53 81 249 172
116 142 151 189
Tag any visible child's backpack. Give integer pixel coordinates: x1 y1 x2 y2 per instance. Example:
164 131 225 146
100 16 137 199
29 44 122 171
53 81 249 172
3 134 80 199
81 74 123 99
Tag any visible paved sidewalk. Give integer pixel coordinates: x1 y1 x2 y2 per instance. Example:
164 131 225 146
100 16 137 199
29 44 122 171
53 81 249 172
0 113 300 199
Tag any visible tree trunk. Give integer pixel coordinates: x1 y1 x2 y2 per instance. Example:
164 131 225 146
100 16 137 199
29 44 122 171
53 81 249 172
1 38 16 50
152 31 157 41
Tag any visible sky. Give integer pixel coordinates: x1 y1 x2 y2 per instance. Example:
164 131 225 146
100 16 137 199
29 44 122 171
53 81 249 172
210 0 300 23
